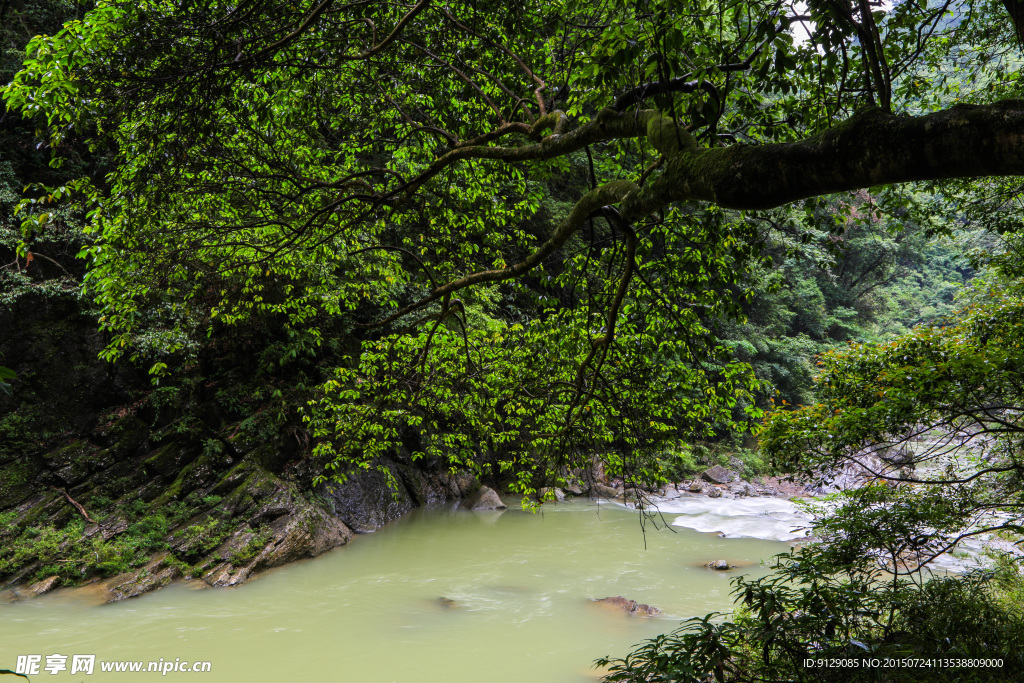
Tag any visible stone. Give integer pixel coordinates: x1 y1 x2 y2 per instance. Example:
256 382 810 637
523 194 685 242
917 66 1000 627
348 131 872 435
563 482 583 495
730 481 757 497
658 485 682 500
707 487 722 498
316 459 417 531
538 487 565 501
879 444 914 467
29 576 60 596
593 596 660 616
465 485 507 511
688 480 703 492
728 456 746 474
707 559 731 570
592 483 621 499
701 465 737 485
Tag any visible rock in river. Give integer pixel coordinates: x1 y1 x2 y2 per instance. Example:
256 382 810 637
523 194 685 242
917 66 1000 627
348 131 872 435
701 465 738 485
593 596 660 616
464 485 507 511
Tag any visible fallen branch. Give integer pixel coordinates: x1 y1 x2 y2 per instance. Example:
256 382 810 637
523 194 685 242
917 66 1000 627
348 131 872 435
50 486 97 524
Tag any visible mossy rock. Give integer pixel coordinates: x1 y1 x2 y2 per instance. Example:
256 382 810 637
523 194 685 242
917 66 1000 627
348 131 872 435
100 415 149 457
42 441 97 487
147 461 199 509
142 441 190 478
41 440 92 468
0 411 37 460
219 466 281 514
0 460 37 508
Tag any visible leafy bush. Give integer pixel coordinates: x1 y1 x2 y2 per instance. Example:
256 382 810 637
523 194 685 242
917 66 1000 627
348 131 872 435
597 551 1024 682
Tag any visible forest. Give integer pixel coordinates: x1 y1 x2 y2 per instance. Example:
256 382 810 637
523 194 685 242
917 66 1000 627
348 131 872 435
1 0 1024 680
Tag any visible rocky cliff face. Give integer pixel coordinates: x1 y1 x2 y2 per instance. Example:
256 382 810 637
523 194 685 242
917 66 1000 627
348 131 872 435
0 289 467 603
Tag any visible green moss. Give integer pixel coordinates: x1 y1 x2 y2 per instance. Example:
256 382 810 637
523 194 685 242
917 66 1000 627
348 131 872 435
103 414 149 456
0 411 35 458
0 460 36 508
229 528 271 566
43 440 91 465
142 441 185 477
177 517 228 559
148 457 202 508
0 519 155 583
158 553 201 579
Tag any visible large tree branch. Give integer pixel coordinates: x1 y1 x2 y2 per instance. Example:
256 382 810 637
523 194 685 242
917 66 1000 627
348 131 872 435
630 101 1024 213
365 101 1024 329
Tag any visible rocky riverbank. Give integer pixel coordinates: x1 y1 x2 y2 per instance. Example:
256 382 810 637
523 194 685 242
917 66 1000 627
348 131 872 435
0 436 806 605
0 279 486 603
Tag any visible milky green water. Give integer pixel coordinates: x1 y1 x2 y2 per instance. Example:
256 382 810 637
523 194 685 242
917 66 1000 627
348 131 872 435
0 499 793 682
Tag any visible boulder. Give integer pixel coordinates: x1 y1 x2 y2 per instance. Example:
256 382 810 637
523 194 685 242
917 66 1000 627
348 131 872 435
592 483 621 499
29 576 61 596
706 487 722 498
593 596 660 616
707 559 731 570
701 465 737 485
658 485 682 500
538 487 565 501
688 480 703 492
465 485 507 511
623 487 644 503
730 481 758 497
879 444 914 467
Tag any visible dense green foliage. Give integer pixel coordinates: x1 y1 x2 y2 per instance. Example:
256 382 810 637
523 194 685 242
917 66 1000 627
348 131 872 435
4 0 1020 496
597 552 1024 682
1 0 1024 679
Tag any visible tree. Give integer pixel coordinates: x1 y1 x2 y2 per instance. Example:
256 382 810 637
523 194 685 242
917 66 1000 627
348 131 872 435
2 0 1023 492
4 1 1024 678
594 248 1024 682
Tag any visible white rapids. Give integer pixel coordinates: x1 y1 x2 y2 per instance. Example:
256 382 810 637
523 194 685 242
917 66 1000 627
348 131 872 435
654 496 813 542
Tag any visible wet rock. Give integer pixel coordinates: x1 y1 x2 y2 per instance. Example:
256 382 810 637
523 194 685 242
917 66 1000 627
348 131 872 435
879 444 914 467
707 559 731 570
29 575 61 596
538 487 565 501
203 503 353 588
688 480 703 492
591 483 621 499
701 465 737 485
315 461 417 532
465 485 507 511
658 485 682 500
104 554 184 601
436 597 457 610
706 487 723 498
593 596 660 616
730 481 758 497
563 482 583 495
142 441 193 478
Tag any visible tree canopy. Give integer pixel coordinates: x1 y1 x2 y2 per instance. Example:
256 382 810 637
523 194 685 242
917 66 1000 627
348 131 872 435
4 0 1024 679
3 0 1023 492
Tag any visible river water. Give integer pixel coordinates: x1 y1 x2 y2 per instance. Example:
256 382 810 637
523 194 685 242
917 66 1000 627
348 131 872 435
0 497 808 682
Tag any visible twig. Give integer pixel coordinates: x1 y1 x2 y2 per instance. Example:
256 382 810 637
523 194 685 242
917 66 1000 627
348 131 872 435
50 486 97 524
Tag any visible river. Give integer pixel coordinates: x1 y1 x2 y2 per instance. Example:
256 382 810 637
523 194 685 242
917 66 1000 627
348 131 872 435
0 497 808 682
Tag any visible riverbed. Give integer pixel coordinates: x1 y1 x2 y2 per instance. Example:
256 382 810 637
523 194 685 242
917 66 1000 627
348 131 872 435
0 498 804 682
